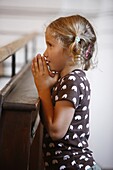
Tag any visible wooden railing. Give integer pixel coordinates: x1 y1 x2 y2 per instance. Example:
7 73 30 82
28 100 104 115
0 32 37 77
0 31 38 109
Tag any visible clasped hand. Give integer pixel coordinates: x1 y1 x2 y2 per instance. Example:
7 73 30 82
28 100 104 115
31 54 59 94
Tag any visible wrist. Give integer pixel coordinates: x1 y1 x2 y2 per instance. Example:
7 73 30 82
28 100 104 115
38 88 51 98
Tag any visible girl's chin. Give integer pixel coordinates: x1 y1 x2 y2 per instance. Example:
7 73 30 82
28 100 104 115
48 64 59 73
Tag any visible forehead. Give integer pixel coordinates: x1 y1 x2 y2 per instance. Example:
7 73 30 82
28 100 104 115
45 28 55 41
45 28 64 48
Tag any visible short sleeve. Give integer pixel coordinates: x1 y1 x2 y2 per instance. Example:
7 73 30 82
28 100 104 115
54 74 80 109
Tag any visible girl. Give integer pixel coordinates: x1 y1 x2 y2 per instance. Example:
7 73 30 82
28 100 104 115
32 15 101 170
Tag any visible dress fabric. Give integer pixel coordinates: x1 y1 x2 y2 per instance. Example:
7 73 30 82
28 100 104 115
42 69 96 170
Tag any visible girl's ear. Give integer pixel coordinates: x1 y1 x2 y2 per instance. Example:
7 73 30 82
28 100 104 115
66 54 75 66
64 47 71 56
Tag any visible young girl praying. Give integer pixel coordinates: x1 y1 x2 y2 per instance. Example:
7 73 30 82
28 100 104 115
32 15 101 170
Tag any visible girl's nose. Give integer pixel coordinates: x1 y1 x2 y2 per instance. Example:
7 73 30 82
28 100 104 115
43 50 48 58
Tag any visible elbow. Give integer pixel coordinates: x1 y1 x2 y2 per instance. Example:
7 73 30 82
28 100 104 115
49 130 65 141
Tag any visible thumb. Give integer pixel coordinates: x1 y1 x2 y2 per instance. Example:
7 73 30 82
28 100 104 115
49 71 58 77
49 71 59 83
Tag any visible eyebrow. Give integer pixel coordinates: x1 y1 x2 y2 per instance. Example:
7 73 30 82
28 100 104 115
46 39 55 45
46 40 51 44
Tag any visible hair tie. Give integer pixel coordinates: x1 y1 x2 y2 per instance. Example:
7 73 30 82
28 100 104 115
75 36 80 43
84 45 92 60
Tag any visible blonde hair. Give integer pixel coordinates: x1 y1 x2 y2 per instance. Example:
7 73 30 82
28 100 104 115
46 15 97 70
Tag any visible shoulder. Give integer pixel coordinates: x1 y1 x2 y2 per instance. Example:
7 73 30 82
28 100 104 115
52 70 88 107
53 69 89 94
59 69 86 87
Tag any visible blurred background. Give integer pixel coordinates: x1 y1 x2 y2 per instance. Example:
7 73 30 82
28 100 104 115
0 0 113 169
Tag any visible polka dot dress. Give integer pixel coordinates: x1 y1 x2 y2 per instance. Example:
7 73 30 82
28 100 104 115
42 69 96 170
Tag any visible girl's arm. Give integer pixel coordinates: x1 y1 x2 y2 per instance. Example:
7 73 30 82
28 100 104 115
41 96 75 141
31 55 75 140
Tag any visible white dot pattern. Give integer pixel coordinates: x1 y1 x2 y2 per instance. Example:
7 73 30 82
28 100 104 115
42 69 95 170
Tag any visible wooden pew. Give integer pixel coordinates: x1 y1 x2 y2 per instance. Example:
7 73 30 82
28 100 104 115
0 32 44 170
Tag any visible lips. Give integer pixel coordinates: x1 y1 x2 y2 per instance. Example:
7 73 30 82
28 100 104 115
45 60 49 65
45 58 51 70
44 57 49 65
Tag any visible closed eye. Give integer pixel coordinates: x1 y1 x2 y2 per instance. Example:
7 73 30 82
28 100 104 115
46 41 53 47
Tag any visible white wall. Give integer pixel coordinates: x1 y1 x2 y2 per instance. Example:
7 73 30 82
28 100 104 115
88 10 113 168
0 0 113 169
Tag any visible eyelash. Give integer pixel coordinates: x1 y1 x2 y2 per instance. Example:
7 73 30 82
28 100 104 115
47 42 52 47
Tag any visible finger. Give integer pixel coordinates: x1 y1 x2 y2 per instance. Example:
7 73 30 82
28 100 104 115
31 59 36 76
37 56 44 73
49 71 55 77
34 56 39 72
42 57 49 72
31 55 39 75
35 54 41 68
